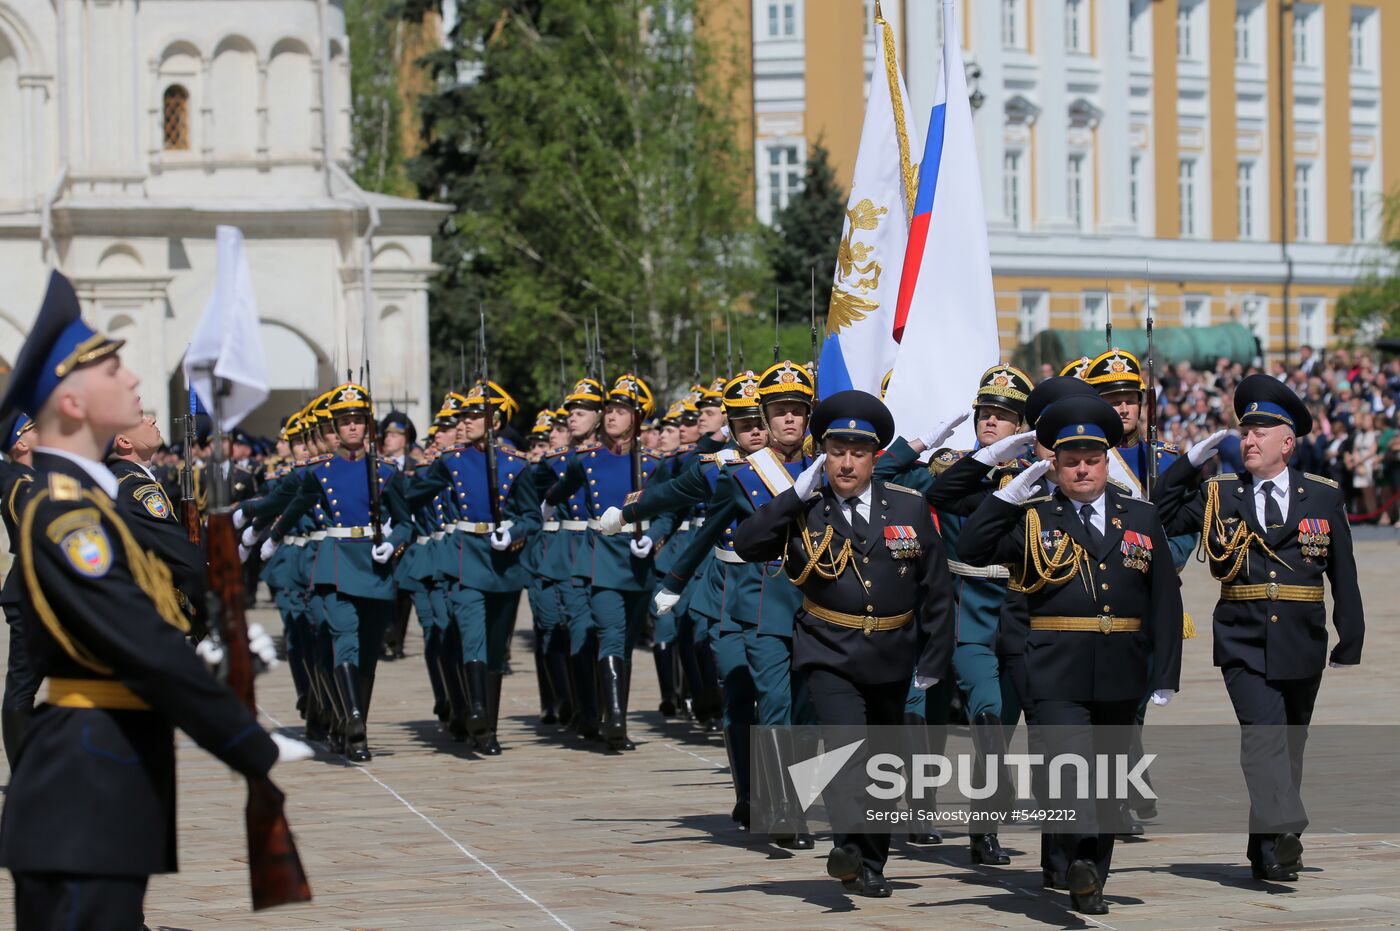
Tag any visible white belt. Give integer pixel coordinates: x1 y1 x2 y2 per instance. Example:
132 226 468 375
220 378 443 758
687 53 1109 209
559 520 588 531
454 519 513 535
432 531 445 541
325 526 375 539
678 520 691 532
588 519 648 532
287 535 308 547
416 535 433 545
691 516 705 527
947 559 1010 580
542 520 561 532
308 531 327 542
712 546 745 564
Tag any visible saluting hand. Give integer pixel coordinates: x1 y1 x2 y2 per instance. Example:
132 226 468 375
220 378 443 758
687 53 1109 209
913 411 970 453
974 429 1037 466
1187 429 1231 467
794 454 827 500
993 459 1052 505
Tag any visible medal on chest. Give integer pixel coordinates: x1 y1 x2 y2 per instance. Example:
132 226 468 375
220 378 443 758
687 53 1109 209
883 525 921 559
1121 529 1153 572
1298 518 1330 558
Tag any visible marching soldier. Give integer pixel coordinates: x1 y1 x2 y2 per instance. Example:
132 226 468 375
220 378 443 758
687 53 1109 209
875 363 1034 860
733 389 956 898
0 272 310 929
260 383 414 762
959 393 1183 915
1154 374 1364 882
1 412 38 769
544 374 670 751
380 410 419 660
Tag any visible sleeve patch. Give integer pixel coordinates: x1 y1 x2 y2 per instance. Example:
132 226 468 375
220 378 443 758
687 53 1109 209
134 484 172 519
57 521 113 578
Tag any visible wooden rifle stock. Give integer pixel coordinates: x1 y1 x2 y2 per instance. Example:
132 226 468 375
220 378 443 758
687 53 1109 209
204 511 313 910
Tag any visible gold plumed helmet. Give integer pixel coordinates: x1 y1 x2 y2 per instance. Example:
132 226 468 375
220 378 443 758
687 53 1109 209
756 360 815 408
1060 356 1092 379
327 383 374 417
564 377 606 410
436 391 469 421
464 379 520 423
1084 348 1144 394
530 408 554 435
606 373 655 418
722 369 761 415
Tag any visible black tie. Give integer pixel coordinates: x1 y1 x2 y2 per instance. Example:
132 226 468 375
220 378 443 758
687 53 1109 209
845 496 869 542
1260 480 1283 528
1079 503 1104 551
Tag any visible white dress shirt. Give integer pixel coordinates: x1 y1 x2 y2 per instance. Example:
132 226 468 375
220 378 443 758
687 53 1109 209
840 482 873 530
35 446 119 499
1252 466 1290 527
1070 492 1108 535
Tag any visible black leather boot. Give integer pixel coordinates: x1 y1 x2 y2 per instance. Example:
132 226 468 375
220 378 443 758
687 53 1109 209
571 651 600 739
533 634 557 725
617 660 636 750
652 643 678 717
543 638 573 727
695 644 723 731
478 671 503 755
2 707 32 771
424 628 449 725
760 727 813 849
599 656 629 750
462 661 492 741
969 712 1011 864
722 722 751 829
333 663 371 762
903 711 943 845
314 665 342 750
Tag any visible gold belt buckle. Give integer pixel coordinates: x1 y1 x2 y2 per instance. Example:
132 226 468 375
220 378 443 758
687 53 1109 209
863 615 875 637
1265 582 1280 600
1098 614 1113 635
351 526 364 539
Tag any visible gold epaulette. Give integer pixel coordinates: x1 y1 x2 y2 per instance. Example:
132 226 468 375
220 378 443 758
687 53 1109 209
882 481 921 496
1304 472 1339 489
928 448 966 476
1021 494 1053 505
1208 473 1238 482
48 473 81 501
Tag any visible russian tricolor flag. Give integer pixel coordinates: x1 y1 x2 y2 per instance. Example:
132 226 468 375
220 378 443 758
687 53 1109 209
883 0 999 449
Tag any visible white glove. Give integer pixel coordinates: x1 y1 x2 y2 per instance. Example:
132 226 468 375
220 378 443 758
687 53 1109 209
241 525 258 547
973 429 1037 466
380 518 394 537
195 637 225 669
232 508 248 530
919 411 970 451
1150 689 1175 706
247 622 278 671
1187 429 1230 467
794 454 827 500
652 587 680 615
993 459 1052 505
238 544 252 563
629 535 654 559
488 528 512 551
259 536 279 561
271 732 315 764
913 676 940 690
372 541 395 563
598 506 625 536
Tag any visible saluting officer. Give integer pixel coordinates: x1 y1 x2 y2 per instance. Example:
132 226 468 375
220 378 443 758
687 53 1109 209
734 390 956 899
1155 374 1364 883
958 393 1183 916
0 272 309 930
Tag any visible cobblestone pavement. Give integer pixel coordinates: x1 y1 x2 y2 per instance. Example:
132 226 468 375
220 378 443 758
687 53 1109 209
2 540 1399 929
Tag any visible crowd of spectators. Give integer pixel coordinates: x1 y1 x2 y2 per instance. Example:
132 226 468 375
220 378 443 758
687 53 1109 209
1156 346 1400 524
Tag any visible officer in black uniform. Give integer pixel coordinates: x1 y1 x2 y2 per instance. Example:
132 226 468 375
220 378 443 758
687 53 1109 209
0 272 311 930
1153 373 1364 882
1 412 39 769
734 390 956 898
959 393 1182 916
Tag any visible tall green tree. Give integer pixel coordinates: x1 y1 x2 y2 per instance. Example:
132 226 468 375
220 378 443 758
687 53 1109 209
1336 190 1400 341
768 142 845 325
409 0 768 418
346 0 415 196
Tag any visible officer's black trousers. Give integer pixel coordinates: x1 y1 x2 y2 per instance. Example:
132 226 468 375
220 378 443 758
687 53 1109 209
1001 652 1067 883
1221 665 1321 866
3 604 39 712
1032 698 1137 888
12 871 148 931
805 670 906 875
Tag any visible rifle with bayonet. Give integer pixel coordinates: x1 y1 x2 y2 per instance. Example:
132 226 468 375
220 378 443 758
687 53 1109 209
629 309 644 542
364 358 384 547
479 307 504 526
182 382 201 544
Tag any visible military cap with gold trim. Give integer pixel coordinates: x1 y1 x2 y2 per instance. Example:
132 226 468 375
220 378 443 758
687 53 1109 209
379 410 417 447
530 408 554 435
660 401 685 426
564 377 606 410
1059 356 1092 379
1036 393 1124 451
722 370 761 415
0 271 125 420
2 411 34 452
606 373 655 417
328 383 374 417
756 359 815 408
973 364 1032 419
552 406 569 428
811 389 895 448
436 391 468 422
1234 373 1312 436
1084 348 1144 394
691 381 723 410
464 380 520 422
311 390 336 424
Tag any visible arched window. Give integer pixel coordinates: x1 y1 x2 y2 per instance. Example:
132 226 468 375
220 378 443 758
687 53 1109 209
163 85 190 150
